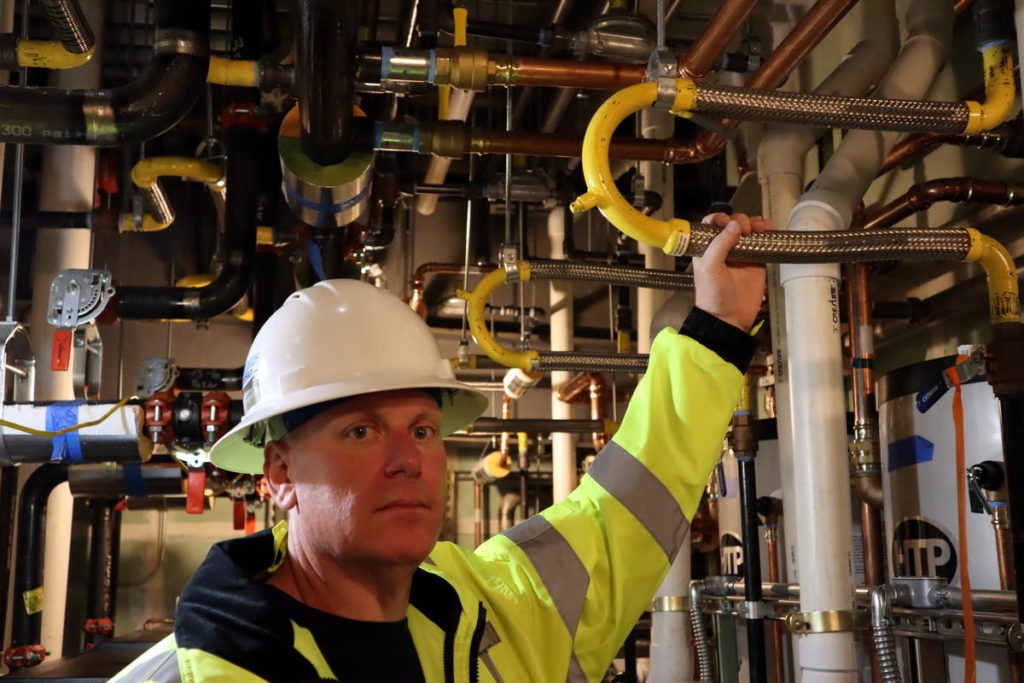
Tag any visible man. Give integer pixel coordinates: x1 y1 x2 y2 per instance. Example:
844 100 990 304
112 212 770 682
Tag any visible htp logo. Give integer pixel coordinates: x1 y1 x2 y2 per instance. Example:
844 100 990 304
892 517 957 582
721 533 744 576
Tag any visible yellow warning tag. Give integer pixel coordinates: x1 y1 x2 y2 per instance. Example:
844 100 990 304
23 586 44 615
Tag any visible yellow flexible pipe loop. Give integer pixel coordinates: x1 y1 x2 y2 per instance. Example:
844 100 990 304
964 228 1021 324
130 157 224 189
456 265 540 371
570 81 692 255
18 41 93 69
963 46 1016 134
207 56 260 87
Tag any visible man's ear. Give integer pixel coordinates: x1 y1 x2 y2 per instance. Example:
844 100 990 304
264 439 297 511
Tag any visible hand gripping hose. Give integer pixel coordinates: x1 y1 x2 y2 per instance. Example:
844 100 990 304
457 261 693 372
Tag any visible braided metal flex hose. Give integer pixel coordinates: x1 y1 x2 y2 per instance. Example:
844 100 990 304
690 581 715 682
525 259 694 290
682 224 973 263
694 83 969 134
536 351 648 373
39 0 95 53
870 586 902 683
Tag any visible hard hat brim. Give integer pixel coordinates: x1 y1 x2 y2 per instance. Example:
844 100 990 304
209 374 488 474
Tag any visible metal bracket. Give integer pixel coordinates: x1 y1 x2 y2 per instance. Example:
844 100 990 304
647 47 677 111
1008 623 1024 653
737 600 774 620
500 244 520 283
649 596 690 613
785 609 869 634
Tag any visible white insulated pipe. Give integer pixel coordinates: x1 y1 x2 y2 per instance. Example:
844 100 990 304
547 207 578 502
416 88 475 216
779 3 952 679
639 108 693 683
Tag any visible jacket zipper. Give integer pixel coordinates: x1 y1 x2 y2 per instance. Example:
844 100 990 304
444 620 455 683
468 603 487 683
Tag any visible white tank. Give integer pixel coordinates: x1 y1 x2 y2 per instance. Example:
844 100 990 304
878 355 1008 682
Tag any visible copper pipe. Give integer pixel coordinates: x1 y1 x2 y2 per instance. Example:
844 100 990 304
557 372 609 452
407 262 497 320
499 57 647 90
473 481 484 547
761 499 786 683
499 394 513 470
863 178 1024 231
678 0 759 79
991 507 1024 680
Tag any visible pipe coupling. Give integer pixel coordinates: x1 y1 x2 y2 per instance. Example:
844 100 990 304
279 107 373 227
849 422 880 472
436 47 491 90
577 13 656 62
421 121 471 158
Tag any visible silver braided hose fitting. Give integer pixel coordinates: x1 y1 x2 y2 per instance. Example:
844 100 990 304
689 581 715 682
695 83 970 134
870 585 902 683
525 259 694 290
686 224 973 264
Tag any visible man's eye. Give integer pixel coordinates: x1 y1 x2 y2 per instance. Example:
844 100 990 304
348 426 370 439
413 426 436 440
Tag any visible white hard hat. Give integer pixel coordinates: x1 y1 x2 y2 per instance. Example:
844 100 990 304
209 279 489 474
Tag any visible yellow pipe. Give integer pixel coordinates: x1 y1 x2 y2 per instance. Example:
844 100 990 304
130 157 224 188
119 214 172 232
456 266 540 371
569 81 696 255
207 56 260 87
964 229 1021 324
963 46 1016 134
17 41 93 69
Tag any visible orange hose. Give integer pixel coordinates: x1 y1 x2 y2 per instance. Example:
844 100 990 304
946 364 976 683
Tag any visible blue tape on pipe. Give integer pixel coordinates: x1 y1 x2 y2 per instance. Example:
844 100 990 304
46 401 84 463
888 434 935 472
121 462 147 496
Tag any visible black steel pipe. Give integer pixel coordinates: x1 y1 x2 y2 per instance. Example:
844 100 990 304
0 466 17 646
738 457 768 683
84 499 121 647
0 0 209 145
466 418 604 435
11 465 68 649
114 124 262 320
295 0 358 165
997 396 1024 621
174 367 244 391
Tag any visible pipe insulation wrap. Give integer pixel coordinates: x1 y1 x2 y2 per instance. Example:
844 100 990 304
694 83 969 134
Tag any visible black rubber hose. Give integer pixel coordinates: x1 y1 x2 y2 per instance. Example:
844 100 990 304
0 0 209 145
467 418 604 434
114 124 262 319
295 0 358 164
973 0 1015 50
11 464 68 649
0 467 17 647
174 367 244 391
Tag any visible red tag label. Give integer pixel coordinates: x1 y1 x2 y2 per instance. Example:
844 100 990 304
51 329 73 371
186 469 206 515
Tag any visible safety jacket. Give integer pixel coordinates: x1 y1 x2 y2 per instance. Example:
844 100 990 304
110 318 749 683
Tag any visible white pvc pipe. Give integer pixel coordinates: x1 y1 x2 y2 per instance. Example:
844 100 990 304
639 108 692 683
547 207 577 502
416 88 475 216
26 0 104 657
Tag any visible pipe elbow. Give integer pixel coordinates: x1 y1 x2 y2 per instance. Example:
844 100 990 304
964 47 1016 134
964 229 1021 323
852 471 884 509
458 267 539 371
17 41 93 69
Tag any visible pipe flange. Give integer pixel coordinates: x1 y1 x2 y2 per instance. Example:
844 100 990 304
279 106 374 228
785 608 869 634
649 595 690 613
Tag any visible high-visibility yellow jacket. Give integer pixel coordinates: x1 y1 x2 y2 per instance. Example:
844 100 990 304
110 323 746 683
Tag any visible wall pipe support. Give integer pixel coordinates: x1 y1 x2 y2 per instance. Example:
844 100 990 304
120 157 225 233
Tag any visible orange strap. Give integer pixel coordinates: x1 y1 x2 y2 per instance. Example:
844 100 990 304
945 365 976 683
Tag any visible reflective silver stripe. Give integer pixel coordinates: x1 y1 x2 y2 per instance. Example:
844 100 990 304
502 515 589 637
587 440 690 560
566 654 588 683
114 648 180 683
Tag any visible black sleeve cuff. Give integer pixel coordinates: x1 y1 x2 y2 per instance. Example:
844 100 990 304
679 307 758 373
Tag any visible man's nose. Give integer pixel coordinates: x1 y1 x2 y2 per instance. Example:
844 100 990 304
383 430 423 477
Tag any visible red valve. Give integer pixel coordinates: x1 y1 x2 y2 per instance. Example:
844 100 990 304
83 617 114 635
143 391 176 445
186 468 206 515
201 392 232 444
4 644 47 669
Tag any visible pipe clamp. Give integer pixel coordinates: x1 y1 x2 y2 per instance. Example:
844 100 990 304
738 600 773 620
785 608 868 634
649 596 690 613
